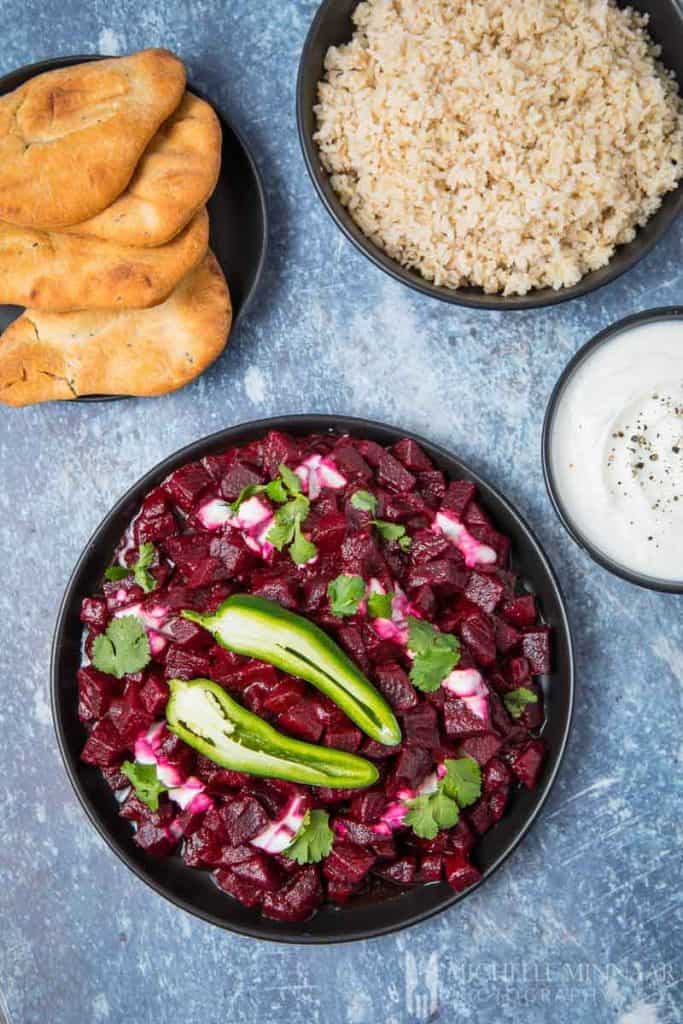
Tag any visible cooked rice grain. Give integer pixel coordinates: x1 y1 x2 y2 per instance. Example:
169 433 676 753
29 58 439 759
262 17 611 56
314 0 683 295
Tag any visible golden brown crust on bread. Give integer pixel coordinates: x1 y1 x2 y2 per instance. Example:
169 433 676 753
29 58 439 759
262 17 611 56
0 49 186 229
0 251 231 405
63 93 222 246
0 207 209 310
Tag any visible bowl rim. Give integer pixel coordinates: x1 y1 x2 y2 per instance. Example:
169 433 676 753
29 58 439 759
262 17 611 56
295 0 683 311
51 414 575 943
542 306 683 594
0 53 269 403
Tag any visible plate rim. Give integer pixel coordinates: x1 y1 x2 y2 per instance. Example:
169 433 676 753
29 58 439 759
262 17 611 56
51 413 575 943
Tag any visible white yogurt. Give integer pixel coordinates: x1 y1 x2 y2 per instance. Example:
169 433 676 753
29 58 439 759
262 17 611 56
549 317 683 582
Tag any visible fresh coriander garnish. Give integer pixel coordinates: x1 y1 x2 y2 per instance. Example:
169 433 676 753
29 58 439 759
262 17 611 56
372 519 412 550
120 761 168 811
404 757 481 839
267 492 318 564
229 463 301 514
350 490 378 513
283 809 334 864
104 542 157 593
503 687 538 719
367 590 394 619
328 574 366 617
406 615 460 692
91 615 151 678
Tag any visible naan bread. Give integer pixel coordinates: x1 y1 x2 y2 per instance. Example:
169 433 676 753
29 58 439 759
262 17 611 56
0 208 208 310
0 251 231 405
64 93 222 246
0 49 186 228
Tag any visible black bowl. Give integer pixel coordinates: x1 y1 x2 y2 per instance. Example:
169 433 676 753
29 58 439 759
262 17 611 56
543 307 683 593
0 54 268 401
52 415 574 942
297 0 683 311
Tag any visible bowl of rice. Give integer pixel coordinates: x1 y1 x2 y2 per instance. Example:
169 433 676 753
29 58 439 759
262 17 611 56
297 0 683 309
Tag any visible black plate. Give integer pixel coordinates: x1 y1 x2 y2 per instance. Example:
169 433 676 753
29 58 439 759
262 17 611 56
297 0 683 311
52 415 574 942
0 55 268 401
543 306 683 593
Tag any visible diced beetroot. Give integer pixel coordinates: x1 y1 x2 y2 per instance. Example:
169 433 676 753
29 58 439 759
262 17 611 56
162 617 210 650
349 790 386 823
456 733 502 766
163 646 212 681
313 786 359 804
371 838 397 860
410 584 437 618
235 661 279 699
102 765 131 792
488 785 510 823
81 718 127 766
220 795 270 846
392 438 433 471
464 571 504 614
357 439 385 466
509 739 546 789
323 842 376 886
119 793 154 823
183 826 224 867
406 558 468 594
183 556 230 589
261 866 323 922
323 722 362 753
135 512 177 545
230 851 282 892
442 480 476 517
332 443 372 481
162 462 213 511
444 699 489 740
375 855 417 885
139 674 170 716
360 738 396 760
521 627 552 675
78 666 121 722
251 574 300 611
459 612 497 666
374 663 418 711
80 597 108 632
310 694 346 727
488 692 527 743
520 684 545 730
504 656 531 689
214 868 264 908
261 430 301 478
102 576 144 611
483 758 512 793
376 449 416 493
277 701 324 743
134 813 178 858
445 818 476 856
492 615 521 654
502 595 537 628
416 470 446 507
445 853 482 893
334 818 377 846
402 703 440 748
390 746 432 791
156 731 196 777
261 677 306 716
195 755 250 792
417 853 443 882
309 512 346 554
467 799 493 835
219 462 265 501
409 528 452 564
164 532 212 567
209 533 256 578
336 624 371 674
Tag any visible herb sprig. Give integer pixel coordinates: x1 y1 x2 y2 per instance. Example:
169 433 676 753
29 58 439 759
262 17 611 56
350 490 411 549
404 757 482 839
283 810 334 864
120 761 168 811
406 616 460 692
104 542 157 593
91 616 151 679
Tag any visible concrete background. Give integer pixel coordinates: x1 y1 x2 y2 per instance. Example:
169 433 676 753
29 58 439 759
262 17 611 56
0 2 680 1022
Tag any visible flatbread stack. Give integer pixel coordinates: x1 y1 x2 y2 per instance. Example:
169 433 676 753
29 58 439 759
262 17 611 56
0 49 231 406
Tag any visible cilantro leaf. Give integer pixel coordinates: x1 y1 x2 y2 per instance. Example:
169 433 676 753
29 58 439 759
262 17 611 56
104 565 130 581
328 574 365 617
265 478 288 503
290 521 318 565
406 616 460 692
503 687 538 719
404 790 459 839
442 757 482 808
283 809 333 864
278 463 301 495
372 519 408 543
350 490 378 513
367 590 394 619
120 761 168 811
91 616 151 679
132 542 156 593
267 493 317 564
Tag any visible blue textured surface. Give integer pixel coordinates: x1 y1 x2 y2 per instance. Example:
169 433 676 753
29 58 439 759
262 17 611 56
0 3 681 1023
